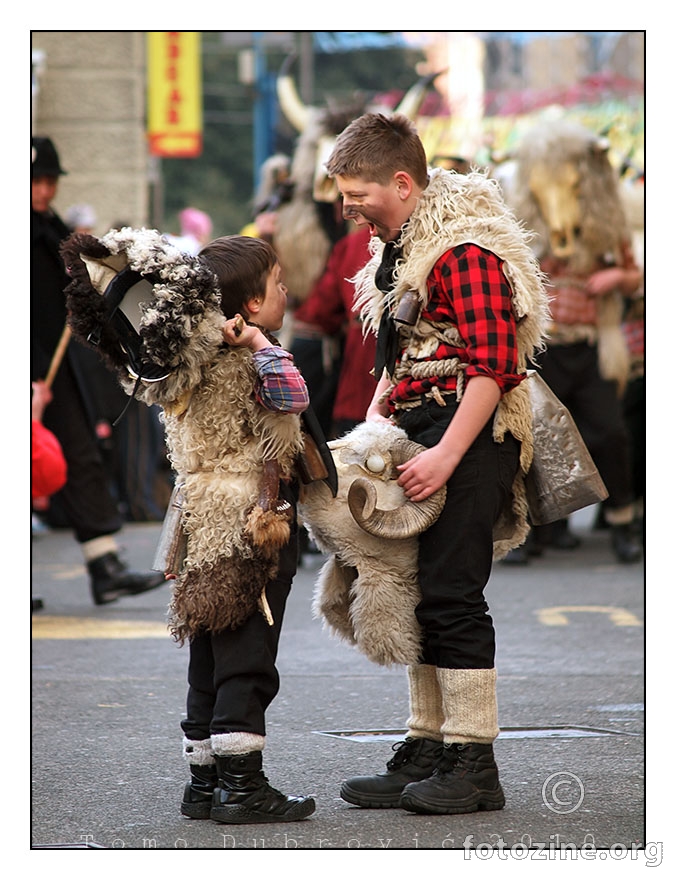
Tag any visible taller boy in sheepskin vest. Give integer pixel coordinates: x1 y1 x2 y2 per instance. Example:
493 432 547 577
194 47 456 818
325 112 550 816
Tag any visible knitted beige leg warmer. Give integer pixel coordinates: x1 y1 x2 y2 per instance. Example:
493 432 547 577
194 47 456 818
405 664 444 741
436 667 499 745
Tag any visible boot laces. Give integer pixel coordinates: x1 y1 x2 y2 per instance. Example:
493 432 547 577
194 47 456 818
434 743 461 776
386 738 420 771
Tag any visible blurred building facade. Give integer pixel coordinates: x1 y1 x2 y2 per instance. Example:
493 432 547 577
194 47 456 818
32 31 148 233
483 32 644 94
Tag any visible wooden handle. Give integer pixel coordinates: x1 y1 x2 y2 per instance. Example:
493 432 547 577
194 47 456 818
44 325 72 389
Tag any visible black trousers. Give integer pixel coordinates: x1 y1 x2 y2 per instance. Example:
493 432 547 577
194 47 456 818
396 398 520 670
535 342 634 510
41 360 123 543
180 501 299 741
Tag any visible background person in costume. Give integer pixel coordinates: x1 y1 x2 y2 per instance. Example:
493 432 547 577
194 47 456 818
293 225 376 440
60 230 315 825
505 120 643 564
325 113 549 815
31 135 165 605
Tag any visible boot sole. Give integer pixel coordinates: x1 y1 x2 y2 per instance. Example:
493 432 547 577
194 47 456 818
340 782 403 809
181 801 213 819
92 576 165 605
400 786 505 815
210 798 316 824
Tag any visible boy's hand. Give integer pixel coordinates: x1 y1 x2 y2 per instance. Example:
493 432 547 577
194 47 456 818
31 380 53 422
397 445 455 501
222 315 267 351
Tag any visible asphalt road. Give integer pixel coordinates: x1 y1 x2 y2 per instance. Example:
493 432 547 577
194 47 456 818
30 506 653 865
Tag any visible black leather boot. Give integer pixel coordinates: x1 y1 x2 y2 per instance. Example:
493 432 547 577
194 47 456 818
549 518 581 549
400 742 505 814
211 752 315 824
610 524 642 563
87 552 165 605
340 736 444 808
181 764 218 819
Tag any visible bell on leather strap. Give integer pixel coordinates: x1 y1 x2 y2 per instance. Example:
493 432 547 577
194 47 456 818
393 290 420 326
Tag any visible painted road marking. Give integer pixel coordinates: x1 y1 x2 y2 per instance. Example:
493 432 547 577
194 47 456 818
536 606 642 626
32 616 170 639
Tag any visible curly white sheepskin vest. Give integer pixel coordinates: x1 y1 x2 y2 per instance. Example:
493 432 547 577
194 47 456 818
353 168 551 557
149 352 304 641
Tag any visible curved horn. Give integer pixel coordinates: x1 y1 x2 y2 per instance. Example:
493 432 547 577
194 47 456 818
347 438 446 539
276 54 310 133
395 70 445 120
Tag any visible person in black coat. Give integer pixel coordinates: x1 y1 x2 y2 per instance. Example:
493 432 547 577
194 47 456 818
31 135 165 605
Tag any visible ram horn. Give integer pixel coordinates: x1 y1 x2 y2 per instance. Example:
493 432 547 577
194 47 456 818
347 438 446 539
276 54 310 133
394 70 445 120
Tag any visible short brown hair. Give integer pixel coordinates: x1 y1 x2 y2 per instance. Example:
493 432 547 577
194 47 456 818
199 235 277 318
325 113 429 188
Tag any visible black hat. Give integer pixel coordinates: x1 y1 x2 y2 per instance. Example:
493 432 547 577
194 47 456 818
31 136 67 177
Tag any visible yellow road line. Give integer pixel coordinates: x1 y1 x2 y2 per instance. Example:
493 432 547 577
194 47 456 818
32 615 170 640
536 605 643 626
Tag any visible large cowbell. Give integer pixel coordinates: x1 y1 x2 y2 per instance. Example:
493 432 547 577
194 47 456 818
89 266 172 382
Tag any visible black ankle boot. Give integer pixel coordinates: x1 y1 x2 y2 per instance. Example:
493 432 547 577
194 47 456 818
549 519 581 550
340 736 444 808
211 752 315 824
181 764 218 819
400 742 505 814
610 524 642 564
87 552 165 605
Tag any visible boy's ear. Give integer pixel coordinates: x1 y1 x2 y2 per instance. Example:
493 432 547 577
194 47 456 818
244 295 262 317
393 171 414 200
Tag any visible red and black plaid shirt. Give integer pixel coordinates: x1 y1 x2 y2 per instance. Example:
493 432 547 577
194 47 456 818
389 243 523 410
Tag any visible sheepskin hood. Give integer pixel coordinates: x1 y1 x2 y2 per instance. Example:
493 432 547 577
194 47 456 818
61 227 226 404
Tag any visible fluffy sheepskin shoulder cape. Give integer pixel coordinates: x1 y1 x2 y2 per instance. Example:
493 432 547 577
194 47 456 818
353 169 552 557
354 167 550 366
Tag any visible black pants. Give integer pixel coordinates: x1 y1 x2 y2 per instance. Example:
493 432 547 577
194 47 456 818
396 399 520 670
41 360 123 543
180 502 299 741
535 342 634 510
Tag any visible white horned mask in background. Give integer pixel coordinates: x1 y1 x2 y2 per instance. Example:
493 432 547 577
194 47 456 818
501 117 643 394
298 421 446 667
273 57 441 303
508 119 631 275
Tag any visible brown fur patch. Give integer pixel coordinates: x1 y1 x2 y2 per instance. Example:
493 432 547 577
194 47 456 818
245 506 292 549
168 553 278 643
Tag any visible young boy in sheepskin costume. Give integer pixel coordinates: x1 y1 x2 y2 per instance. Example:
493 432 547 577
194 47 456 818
324 113 550 815
60 230 316 824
